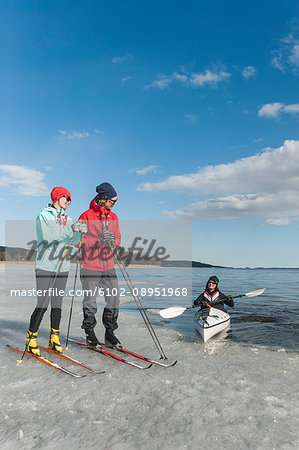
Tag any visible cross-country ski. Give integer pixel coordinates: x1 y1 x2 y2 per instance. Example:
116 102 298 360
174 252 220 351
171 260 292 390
38 346 105 374
7 345 85 378
68 338 153 370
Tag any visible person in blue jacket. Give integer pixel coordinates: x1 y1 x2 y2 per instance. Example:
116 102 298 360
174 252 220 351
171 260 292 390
25 186 86 356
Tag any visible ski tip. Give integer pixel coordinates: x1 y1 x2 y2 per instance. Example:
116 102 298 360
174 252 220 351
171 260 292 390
169 360 178 367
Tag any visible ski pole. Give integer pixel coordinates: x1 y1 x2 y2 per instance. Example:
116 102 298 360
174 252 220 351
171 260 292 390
17 235 75 363
65 237 83 350
108 242 168 360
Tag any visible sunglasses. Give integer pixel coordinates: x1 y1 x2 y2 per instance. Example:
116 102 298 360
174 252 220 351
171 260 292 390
108 198 117 205
63 195 71 202
208 281 216 285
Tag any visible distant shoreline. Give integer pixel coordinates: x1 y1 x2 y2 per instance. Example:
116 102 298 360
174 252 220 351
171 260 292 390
0 261 160 268
0 261 298 269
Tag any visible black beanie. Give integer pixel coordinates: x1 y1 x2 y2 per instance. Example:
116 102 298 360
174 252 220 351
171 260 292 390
96 182 117 200
208 276 219 285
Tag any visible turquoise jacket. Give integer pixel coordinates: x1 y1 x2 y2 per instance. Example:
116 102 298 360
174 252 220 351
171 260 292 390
35 205 81 273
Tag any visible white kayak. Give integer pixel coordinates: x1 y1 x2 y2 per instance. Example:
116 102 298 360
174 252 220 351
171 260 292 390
194 307 230 343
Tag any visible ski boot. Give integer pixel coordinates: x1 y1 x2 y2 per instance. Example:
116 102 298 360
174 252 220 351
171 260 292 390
48 328 63 353
85 328 101 349
26 330 40 357
105 329 122 348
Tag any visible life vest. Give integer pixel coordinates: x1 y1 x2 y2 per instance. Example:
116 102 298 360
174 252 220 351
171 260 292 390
203 290 220 303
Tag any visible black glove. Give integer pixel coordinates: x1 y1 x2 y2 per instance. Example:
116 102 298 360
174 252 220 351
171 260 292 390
226 295 234 307
99 230 115 245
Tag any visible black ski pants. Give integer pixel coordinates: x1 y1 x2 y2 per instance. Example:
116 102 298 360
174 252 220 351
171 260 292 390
29 269 68 332
80 268 120 332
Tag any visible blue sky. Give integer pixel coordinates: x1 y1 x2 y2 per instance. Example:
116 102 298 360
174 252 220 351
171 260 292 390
1 0 299 267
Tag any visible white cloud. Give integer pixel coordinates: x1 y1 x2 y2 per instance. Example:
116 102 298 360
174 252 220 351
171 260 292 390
129 165 160 175
147 65 230 90
150 75 173 90
258 102 299 118
258 103 284 118
0 165 48 196
58 130 90 140
94 129 104 134
121 76 132 85
290 43 299 67
271 33 299 72
172 72 188 83
67 131 90 140
185 114 197 123
263 218 293 226
112 54 132 64
242 66 256 78
163 192 299 220
283 104 299 114
136 140 299 220
190 69 230 87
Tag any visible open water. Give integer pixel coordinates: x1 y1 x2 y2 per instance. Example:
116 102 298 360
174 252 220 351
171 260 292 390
3 265 299 351
120 267 299 352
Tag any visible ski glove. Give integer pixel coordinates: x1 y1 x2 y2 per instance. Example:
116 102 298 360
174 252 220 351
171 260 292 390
225 295 234 307
99 230 115 245
72 222 88 234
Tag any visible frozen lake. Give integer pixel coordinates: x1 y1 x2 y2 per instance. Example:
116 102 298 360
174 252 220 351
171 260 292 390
1 265 298 449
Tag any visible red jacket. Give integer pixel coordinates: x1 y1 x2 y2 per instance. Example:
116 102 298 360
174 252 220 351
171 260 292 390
79 198 121 271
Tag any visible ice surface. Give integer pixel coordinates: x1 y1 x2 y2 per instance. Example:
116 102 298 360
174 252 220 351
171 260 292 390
1 266 299 449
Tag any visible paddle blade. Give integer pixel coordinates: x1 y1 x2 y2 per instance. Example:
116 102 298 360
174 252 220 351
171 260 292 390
159 306 187 318
245 288 266 298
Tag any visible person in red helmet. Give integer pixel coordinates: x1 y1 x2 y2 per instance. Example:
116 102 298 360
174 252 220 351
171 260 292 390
193 276 234 312
79 182 122 348
25 187 86 356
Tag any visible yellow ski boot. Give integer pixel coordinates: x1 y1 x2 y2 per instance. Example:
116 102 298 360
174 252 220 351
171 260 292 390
48 328 62 353
26 330 40 357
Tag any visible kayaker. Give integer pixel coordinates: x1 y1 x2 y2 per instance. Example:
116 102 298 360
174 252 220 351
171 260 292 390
193 276 234 312
25 187 86 356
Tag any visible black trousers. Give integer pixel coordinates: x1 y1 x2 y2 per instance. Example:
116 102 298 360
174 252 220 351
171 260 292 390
28 269 68 332
80 268 120 332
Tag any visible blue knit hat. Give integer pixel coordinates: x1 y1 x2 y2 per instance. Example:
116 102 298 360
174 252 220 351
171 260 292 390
96 182 117 200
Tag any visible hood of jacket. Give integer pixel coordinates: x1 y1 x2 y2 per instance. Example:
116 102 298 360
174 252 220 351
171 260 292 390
89 197 113 217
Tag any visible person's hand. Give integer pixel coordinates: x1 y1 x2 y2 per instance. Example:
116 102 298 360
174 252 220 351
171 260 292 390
72 222 88 234
226 295 234 307
99 230 115 245
201 300 208 308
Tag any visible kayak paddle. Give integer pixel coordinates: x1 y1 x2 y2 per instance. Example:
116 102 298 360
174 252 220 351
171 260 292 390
159 288 266 319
